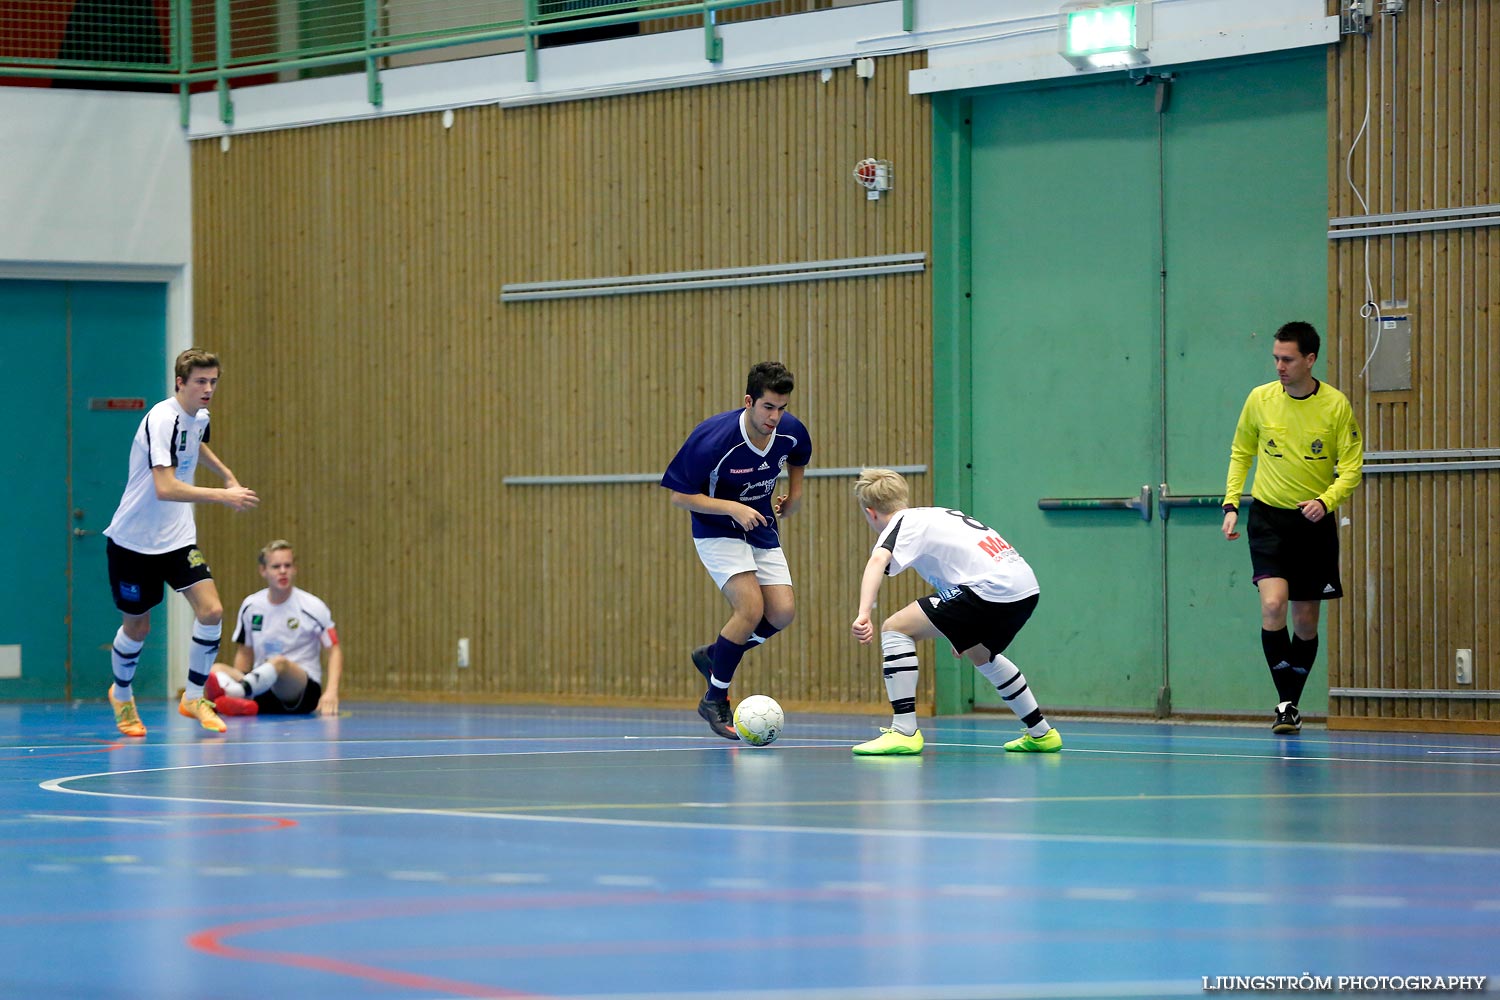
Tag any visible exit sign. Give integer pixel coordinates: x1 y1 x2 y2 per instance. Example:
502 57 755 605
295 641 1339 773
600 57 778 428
1060 0 1152 70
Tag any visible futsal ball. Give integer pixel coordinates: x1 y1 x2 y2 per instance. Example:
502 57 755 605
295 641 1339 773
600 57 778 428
733 695 784 747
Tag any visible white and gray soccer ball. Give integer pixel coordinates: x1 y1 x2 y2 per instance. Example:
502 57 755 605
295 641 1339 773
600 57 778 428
733 694 784 747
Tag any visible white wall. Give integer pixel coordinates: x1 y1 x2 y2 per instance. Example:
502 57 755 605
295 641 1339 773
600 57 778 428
0 88 190 272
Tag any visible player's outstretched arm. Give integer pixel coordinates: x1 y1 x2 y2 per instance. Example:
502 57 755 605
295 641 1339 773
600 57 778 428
151 464 259 510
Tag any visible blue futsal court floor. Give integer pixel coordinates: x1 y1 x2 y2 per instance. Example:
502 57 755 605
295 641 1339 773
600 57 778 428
3 701 1498 999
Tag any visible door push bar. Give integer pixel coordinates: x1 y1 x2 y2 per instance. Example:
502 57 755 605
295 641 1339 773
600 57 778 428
1037 484 1153 522
1157 487 1252 520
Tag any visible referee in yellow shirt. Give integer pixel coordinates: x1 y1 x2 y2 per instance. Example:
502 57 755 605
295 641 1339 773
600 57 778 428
1221 322 1363 735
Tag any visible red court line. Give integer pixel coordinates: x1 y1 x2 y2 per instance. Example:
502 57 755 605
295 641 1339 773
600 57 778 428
185 887 862 997
188 912 537 998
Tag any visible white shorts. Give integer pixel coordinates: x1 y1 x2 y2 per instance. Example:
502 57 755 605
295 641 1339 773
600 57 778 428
693 538 793 591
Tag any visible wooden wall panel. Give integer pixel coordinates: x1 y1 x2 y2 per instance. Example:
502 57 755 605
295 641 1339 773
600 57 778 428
192 52 934 714
1326 0 1499 731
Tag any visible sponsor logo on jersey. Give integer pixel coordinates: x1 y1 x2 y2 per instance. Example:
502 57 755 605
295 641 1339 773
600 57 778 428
729 467 754 474
757 462 770 471
740 477 778 501
251 614 264 631
977 534 1013 559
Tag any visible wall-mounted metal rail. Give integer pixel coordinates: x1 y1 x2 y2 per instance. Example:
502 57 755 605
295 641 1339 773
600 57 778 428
1330 687 1500 700
503 464 927 486
501 254 926 302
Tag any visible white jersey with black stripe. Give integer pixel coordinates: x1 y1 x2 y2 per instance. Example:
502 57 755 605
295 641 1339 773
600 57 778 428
103 397 209 555
876 506 1040 603
231 587 337 682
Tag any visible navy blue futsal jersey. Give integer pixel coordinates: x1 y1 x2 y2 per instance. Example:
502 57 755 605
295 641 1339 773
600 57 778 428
661 409 812 549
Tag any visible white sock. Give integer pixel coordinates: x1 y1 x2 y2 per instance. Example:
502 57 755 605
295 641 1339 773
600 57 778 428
880 631 919 736
977 653 1050 737
213 669 248 698
111 628 144 702
244 661 279 697
185 620 221 699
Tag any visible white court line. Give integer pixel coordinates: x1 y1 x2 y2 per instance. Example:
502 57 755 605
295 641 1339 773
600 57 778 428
35 742 1500 857
36 765 1500 858
937 741 1500 768
26 812 167 825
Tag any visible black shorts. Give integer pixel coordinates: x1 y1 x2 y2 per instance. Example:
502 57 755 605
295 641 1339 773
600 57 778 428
918 588 1039 657
1246 501 1342 601
254 678 323 715
106 539 214 616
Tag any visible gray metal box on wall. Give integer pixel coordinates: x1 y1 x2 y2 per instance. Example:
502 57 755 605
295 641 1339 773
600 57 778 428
1366 314 1412 391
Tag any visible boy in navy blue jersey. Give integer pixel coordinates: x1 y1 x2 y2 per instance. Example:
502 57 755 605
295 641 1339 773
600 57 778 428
661 362 812 739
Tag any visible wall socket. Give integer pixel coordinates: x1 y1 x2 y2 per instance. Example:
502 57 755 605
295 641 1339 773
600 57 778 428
1455 648 1472 685
457 637 470 669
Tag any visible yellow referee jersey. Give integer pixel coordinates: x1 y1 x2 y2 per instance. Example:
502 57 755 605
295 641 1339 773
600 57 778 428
1223 380 1363 511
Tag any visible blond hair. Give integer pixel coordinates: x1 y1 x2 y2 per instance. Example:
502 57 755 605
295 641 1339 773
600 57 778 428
853 468 910 514
258 539 295 566
174 347 220 383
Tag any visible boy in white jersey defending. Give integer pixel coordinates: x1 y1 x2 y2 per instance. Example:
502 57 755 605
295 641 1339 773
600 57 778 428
103 348 259 737
206 540 342 717
1222 321 1363 735
849 469 1060 756
661 362 812 740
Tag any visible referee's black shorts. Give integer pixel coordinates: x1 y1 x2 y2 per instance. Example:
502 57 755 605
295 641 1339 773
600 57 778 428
1246 500 1342 601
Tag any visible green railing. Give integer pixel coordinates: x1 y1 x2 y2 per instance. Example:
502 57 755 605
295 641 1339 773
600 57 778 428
0 0 912 127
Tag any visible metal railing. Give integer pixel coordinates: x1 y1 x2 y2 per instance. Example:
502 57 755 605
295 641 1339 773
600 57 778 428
0 0 907 126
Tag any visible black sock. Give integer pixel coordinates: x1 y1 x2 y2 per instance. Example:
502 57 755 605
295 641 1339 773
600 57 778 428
1286 634 1319 705
1262 627 1294 703
706 635 753 701
750 616 781 645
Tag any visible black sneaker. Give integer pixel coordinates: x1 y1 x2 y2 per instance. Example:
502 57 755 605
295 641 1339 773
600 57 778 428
697 694 740 741
690 644 714 683
1272 702 1302 735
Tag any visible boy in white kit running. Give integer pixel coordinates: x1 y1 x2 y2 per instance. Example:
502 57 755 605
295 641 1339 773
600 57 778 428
104 348 259 737
206 539 342 717
849 468 1060 755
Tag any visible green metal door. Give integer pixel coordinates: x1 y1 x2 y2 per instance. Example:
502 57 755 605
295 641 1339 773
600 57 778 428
70 283 171 700
0 280 167 702
0 281 70 699
947 52 1327 716
1160 55 1329 714
967 81 1166 712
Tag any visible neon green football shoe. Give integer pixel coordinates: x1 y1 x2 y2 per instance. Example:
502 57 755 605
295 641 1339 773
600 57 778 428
1004 727 1062 753
852 727 924 756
